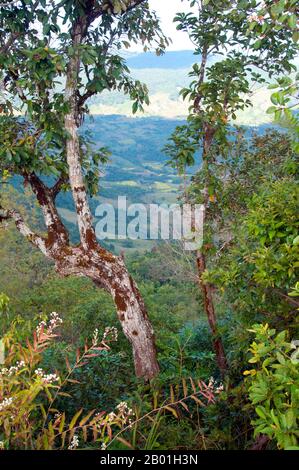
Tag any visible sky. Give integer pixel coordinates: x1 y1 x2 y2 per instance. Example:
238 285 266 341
144 0 194 51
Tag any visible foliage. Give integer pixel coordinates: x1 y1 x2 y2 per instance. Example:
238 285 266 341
247 0 299 150
0 0 169 229
165 0 298 173
267 75 299 152
0 304 134 450
0 128 298 449
201 131 299 337
245 324 299 450
105 375 223 450
0 295 225 451
244 181 298 290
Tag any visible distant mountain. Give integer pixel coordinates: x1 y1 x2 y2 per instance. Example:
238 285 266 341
56 117 273 251
88 50 275 125
11 115 274 251
126 50 196 69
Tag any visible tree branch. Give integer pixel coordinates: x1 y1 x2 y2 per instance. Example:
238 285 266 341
64 0 150 250
51 176 68 199
0 206 49 256
25 172 69 249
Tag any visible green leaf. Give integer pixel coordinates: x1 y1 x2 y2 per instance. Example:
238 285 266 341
266 106 277 114
288 14 297 30
293 236 299 246
255 406 267 419
132 102 139 114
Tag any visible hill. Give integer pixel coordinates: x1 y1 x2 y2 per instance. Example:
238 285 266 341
88 50 275 124
126 50 197 69
52 116 272 252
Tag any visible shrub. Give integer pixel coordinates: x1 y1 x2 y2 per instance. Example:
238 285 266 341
0 309 132 450
244 324 299 450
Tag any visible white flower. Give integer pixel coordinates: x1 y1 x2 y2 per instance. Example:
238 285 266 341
92 328 99 346
0 361 25 377
42 373 59 384
115 402 134 423
36 320 47 336
68 434 79 450
107 412 117 423
116 401 133 415
0 441 4 450
248 13 265 24
101 442 107 450
0 397 14 411
0 368 8 377
208 376 215 388
35 368 59 384
102 326 118 342
36 312 63 337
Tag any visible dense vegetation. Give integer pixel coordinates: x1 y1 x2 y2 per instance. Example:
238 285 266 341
0 0 298 452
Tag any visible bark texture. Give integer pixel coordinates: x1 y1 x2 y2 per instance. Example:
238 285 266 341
55 245 160 380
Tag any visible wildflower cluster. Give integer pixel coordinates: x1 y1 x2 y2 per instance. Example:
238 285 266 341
68 435 79 450
36 312 63 337
0 361 25 377
34 368 59 384
116 401 134 419
92 328 99 346
106 401 134 425
0 397 14 411
0 319 119 450
102 326 118 342
208 377 224 394
92 326 118 347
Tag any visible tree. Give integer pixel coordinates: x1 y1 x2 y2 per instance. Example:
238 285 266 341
0 0 169 380
246 0 299 151
204 131 299 335
164 0 298 375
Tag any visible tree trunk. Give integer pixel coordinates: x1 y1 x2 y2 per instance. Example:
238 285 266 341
54 245 160 381
195 127 228 376
59 15 159 380
196 250 228 375
108 271 160 381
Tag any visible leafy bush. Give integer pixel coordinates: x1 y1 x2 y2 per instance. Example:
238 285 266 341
245 324 299 450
